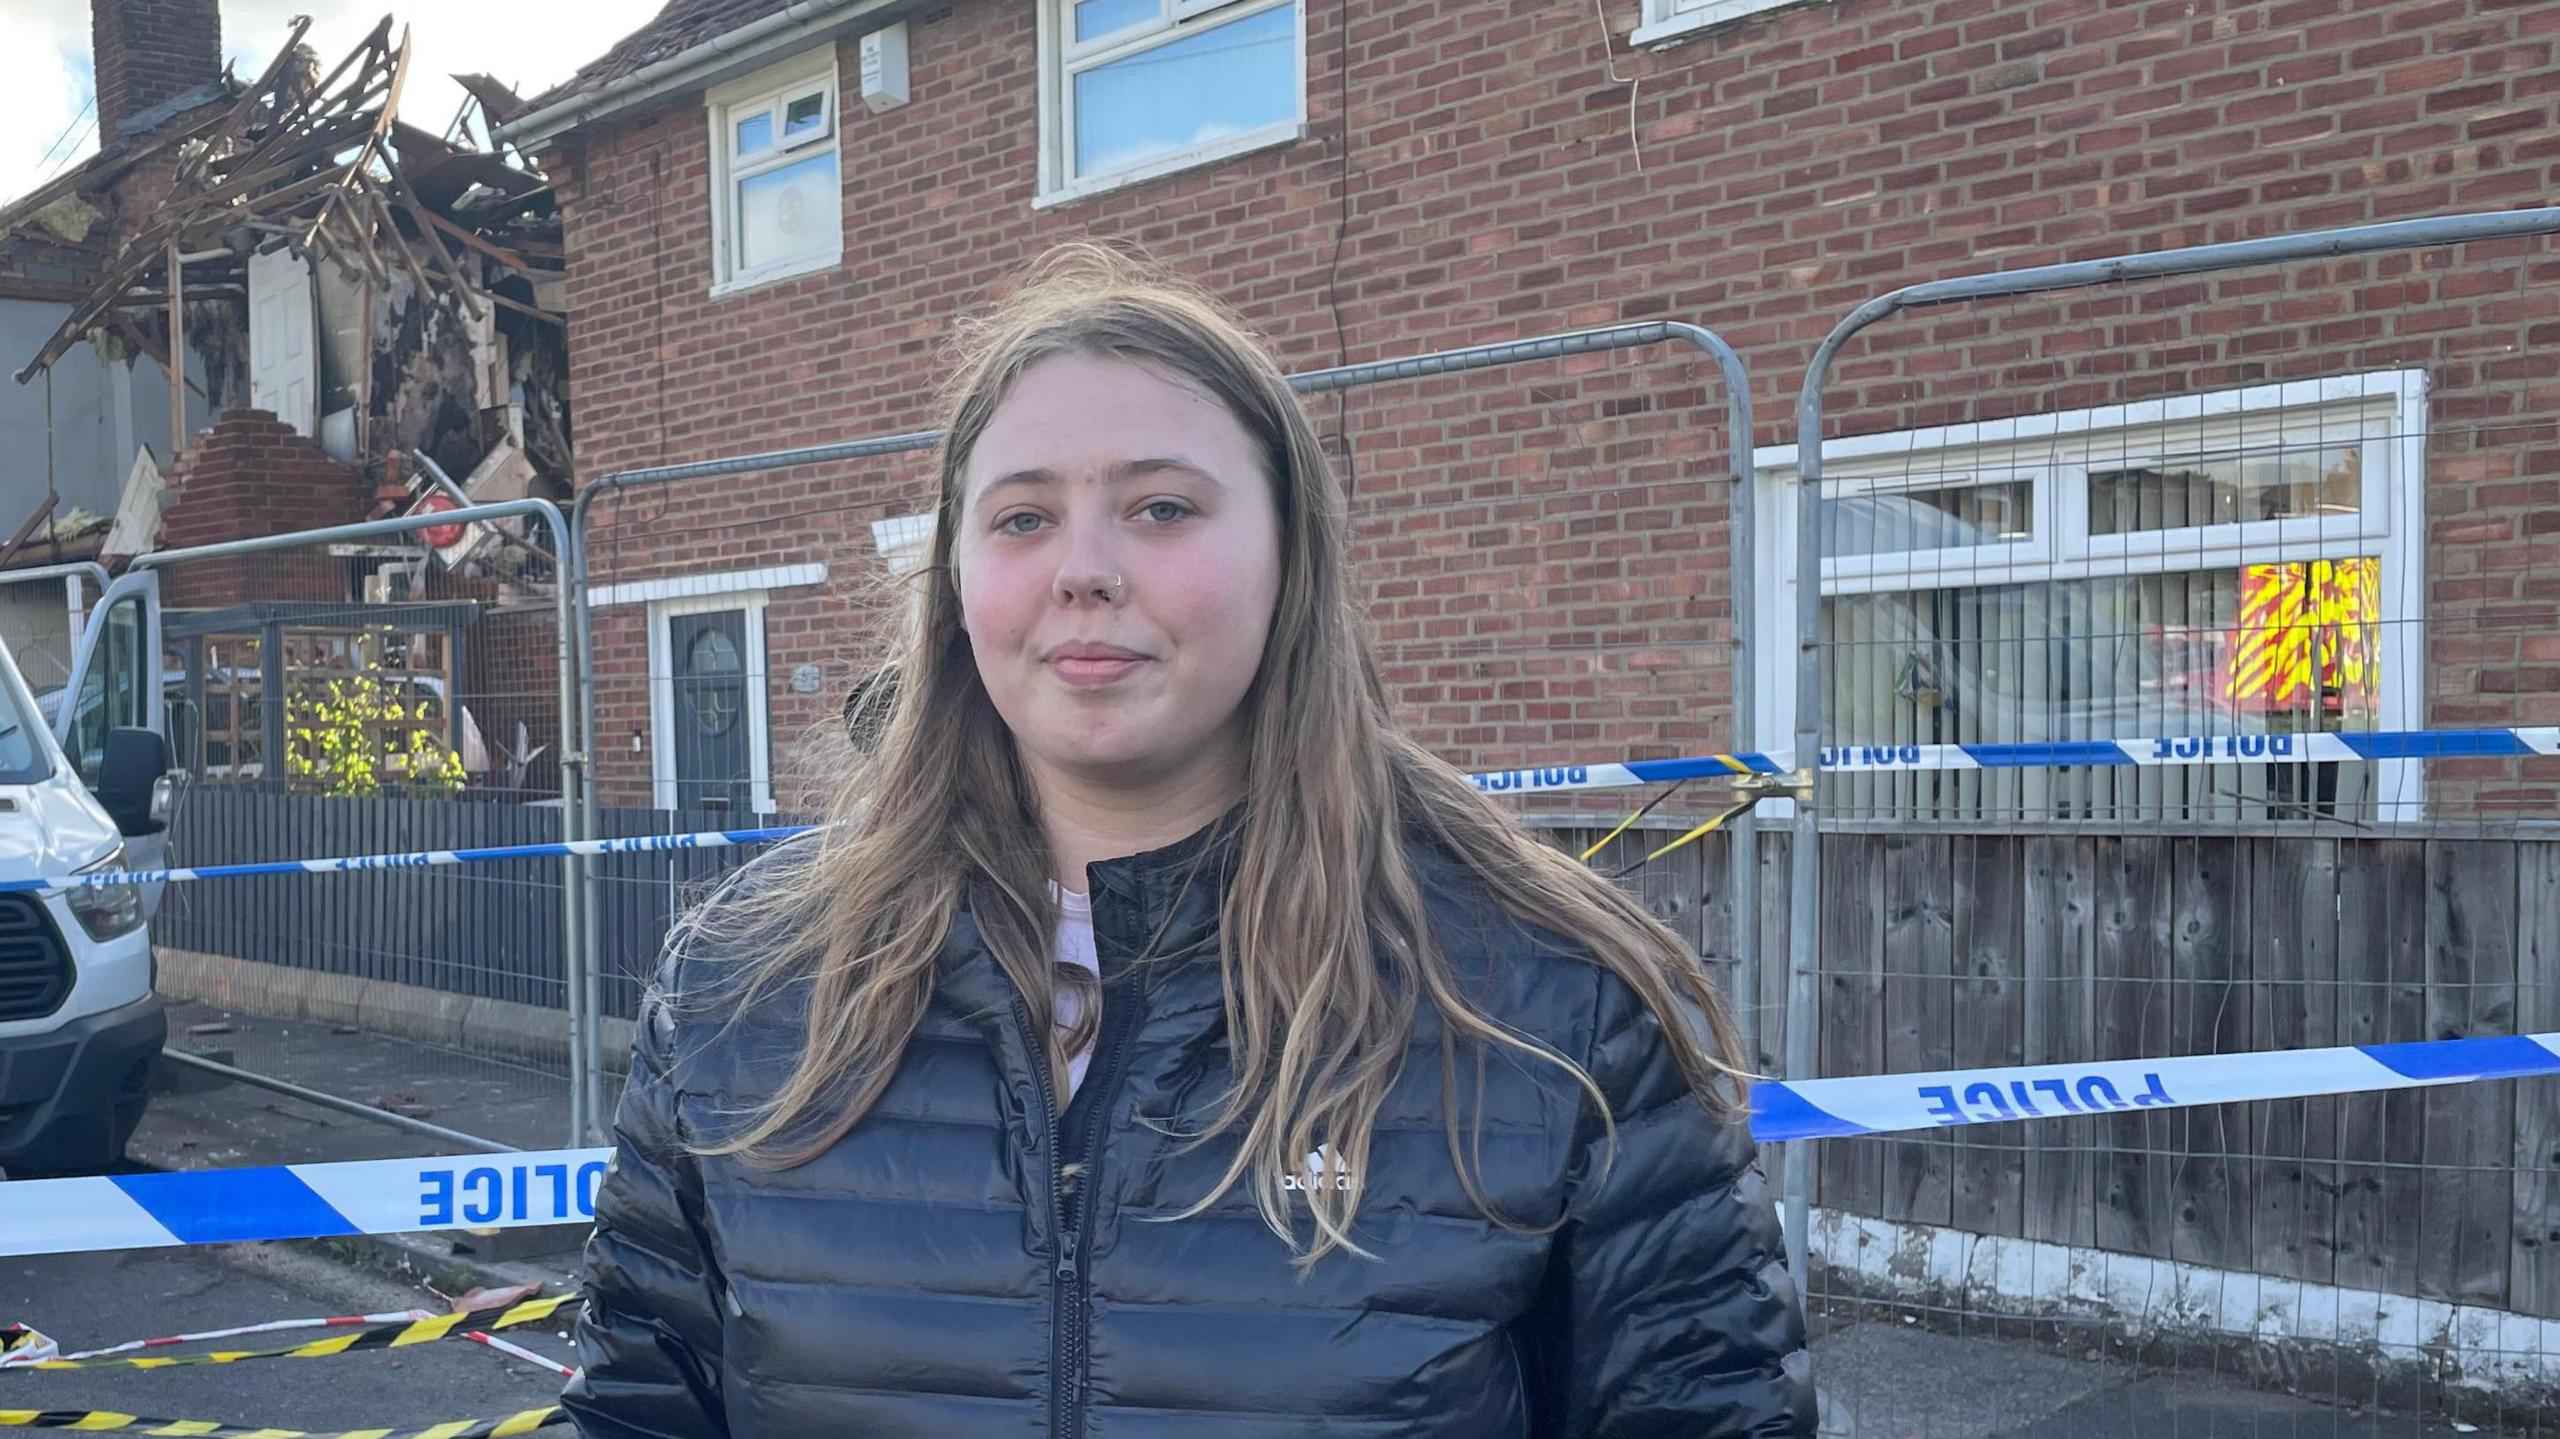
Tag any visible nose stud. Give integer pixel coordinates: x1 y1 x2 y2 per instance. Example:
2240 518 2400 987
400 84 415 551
1105 573 1125 602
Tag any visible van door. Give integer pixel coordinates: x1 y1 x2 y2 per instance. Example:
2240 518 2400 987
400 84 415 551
56 571 169 905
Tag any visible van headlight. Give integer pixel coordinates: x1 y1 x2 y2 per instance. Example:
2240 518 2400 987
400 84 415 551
67 846 145 941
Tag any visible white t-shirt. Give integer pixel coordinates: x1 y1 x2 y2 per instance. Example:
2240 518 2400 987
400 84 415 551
1052 884 1101 1097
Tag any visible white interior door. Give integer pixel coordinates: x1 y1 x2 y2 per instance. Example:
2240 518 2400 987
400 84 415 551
247 245 319 436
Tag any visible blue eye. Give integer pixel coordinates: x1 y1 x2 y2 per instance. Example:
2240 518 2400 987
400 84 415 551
1142 500 1191 523
998 512 1045 535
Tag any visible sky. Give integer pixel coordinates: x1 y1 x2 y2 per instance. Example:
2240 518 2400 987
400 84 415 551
0 0 670 201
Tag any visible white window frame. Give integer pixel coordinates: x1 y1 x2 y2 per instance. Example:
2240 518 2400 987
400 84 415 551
590 562 826 610
870 512 935 575
1034 0 1308 209
1750 370 2431 820
647 592 775 816
706 50 844 297
1632 0 1804 48
1818 463 2051 586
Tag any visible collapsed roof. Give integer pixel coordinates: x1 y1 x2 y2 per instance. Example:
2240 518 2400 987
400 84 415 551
10 14 565 388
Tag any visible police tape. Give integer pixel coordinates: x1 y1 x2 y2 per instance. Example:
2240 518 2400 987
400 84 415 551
1466 724 2560 794
0 827 811 895
22 725 2560 894
7 1296 578 1370
1 1153 614 1258
0 1405 564 1436
461 1330 576 1380
1750 1031 2560 1140
5 1030 2557 1256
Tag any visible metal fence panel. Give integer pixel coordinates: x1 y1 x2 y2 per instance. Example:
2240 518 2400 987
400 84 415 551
133 498 584 1151
1785 209 2560 1432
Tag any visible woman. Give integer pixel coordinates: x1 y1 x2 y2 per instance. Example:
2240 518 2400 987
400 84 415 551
563 246 1814 1438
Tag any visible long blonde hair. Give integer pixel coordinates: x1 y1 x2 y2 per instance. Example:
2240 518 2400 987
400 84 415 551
695 244 1747 1265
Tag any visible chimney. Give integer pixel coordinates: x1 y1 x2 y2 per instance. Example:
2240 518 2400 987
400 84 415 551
91 0 223 142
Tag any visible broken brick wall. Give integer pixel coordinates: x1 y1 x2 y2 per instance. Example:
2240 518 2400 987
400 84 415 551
154 409 367 610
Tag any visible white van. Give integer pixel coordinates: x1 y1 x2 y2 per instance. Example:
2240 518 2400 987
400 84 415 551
0 572 177 1174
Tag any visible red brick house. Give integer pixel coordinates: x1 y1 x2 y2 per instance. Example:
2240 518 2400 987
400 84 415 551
509 0 2560 823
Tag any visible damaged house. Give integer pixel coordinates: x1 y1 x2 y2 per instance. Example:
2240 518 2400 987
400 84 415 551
0 0 575 796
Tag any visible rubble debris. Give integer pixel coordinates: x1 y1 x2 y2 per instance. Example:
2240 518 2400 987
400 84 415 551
8 14 572 509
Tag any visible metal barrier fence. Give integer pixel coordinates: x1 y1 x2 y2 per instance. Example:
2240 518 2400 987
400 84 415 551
564 319 1765 1136
129 499 589 1152
1782 207 2560 1432
0 561 109 704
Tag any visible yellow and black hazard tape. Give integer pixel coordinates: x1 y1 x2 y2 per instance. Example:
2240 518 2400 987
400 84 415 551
11 1296 579 1372
0 1402 565 1435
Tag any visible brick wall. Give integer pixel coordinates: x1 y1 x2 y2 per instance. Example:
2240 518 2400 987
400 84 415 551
552 0 2560 815
90 0 220 141
155 410 366 610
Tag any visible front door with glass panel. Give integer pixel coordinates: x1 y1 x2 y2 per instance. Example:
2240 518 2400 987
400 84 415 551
667 608 752 813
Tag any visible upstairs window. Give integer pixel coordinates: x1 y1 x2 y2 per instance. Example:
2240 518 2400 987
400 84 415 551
1038 0 1304 205
708 53 843 294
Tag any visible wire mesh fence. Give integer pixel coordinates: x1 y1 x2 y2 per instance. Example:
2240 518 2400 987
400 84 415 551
136 506 583 1152
0 564 104 709
1779 213 2560 1434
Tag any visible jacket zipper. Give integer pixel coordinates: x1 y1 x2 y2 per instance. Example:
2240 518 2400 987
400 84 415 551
1009 993 1072 1439
1017 984 1147 1439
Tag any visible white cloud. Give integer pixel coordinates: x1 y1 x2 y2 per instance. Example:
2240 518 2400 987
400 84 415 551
0 4 98 203
0 0 668 201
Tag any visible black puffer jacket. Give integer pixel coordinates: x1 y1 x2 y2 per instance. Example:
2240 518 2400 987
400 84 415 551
562 821 1814 1437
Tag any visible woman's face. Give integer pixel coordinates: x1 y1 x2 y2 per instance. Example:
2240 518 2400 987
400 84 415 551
952 353 1282 787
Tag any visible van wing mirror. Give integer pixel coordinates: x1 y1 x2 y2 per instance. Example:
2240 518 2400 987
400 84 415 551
98 727 172 837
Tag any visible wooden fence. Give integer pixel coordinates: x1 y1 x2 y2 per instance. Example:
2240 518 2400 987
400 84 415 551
161 790 2560 1318
1581 825 2560 1323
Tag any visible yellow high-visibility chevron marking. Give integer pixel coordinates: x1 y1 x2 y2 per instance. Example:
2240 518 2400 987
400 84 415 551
2228 558 2381 708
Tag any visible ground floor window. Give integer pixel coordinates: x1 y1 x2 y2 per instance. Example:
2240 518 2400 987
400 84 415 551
1753 372 2428 824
